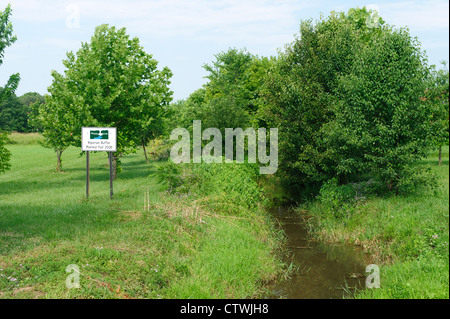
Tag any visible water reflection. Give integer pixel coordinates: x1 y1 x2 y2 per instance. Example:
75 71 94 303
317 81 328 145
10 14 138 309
266 207 371 299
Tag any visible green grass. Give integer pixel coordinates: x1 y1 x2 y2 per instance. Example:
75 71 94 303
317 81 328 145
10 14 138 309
5 132 44 145
302 146 449 299
0 135 282 298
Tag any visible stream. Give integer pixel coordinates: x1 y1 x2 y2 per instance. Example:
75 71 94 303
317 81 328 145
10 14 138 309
265 206 372 299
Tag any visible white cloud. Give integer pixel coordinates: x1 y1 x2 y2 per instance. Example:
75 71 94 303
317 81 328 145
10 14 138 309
376 0 449 31
8 0 317 46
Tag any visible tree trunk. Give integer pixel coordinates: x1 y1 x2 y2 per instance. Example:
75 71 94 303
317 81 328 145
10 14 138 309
439 145 442 166
56 149 63 172
143 141 149 163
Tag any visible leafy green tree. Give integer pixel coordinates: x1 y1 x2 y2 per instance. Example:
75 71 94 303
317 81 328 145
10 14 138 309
0 90 44 133
0 4 19 103
31 94 75 172
202 48 273 131
0 4 19 173
0 130 9 173
138 104 168 163
45 24 173 177
262 7 433 193
165 88 207 135
425 61 449 165
0 89 24 131
18 92 45 132
162 49 275 164
330 20 432 193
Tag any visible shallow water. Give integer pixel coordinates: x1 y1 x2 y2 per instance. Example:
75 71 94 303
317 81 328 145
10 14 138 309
265 206 372 299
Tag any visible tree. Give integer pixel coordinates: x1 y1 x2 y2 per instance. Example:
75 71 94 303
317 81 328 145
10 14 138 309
45 24 173 177
202 48 273 131
262 7 433 193
18 92 45 132
0 4 19 174
425 61 449 165
165 88 207 136
0 4 19 103
330 20 432 192
0 130 10 174
0 91 44 133
31 92 74 172
0 89 24 131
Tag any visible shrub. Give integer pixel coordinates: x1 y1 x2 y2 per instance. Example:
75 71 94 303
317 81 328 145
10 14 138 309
317 178 356 219
317 177 382 218
262 8 434 194
0 130 11 173
158 159 267 215
146 138 171 161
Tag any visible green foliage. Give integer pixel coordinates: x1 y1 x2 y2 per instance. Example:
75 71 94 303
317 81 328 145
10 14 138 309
262 7 434 194
0 145 281 299
0 4 19 174
0 90 44 132
304 147 449 298
165 89 206 135
425 61 449 149
0 130 11 173
4 132 44 145
42 24 173 175
17 92 45 132
356 257 448 299
0 89 24 131
31 90 75 171
145 138 171 161
158 160 267 214
317 177 382 219
0 4 19 103
166 49 274 138
202 48 274 131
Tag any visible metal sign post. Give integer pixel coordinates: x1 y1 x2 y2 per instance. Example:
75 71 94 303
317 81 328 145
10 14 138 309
81 127 117 200
86 151 90 199
109 151 113 200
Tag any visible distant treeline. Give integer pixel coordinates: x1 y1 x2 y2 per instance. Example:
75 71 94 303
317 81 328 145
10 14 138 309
0 88 44 132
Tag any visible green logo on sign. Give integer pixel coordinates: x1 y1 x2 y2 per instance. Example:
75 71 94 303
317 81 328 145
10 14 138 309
90 130 109 140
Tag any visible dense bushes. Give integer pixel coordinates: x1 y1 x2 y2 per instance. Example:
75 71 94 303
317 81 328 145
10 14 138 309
0 130 10 173
158 158 268 215
317 178 382 219
158 8 446 201
0 90 44 133
261 8 438 195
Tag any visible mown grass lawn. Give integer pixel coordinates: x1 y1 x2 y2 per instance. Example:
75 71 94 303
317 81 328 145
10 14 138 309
303 146 449 299
0 139 282 298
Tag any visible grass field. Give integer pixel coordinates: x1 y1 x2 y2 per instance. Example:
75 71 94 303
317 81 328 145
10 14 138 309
0 139 283 298
2 134 448 299
302 146 449 299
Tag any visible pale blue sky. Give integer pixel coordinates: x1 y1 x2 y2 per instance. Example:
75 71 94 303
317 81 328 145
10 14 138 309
1 0 449 101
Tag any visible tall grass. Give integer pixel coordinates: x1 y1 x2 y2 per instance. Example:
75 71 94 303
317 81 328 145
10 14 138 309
302 146 449 299
5 132 44 145
0 138 283 298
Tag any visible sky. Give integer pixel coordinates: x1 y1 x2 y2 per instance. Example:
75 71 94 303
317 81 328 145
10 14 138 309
1 0 449 102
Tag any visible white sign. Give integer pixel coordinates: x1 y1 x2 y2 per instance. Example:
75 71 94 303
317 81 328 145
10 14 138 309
82 127 117 152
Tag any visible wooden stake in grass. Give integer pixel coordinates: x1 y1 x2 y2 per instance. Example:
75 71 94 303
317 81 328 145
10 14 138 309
144 189 150 211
